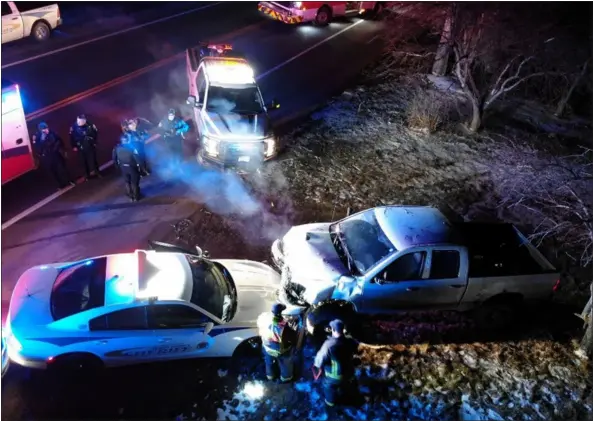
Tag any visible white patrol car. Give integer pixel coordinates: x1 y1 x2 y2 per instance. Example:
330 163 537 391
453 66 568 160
186 43 280 173
5 242 292 371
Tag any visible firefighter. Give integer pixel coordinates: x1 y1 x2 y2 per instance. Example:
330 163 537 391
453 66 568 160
122 118 150 176
158 108 189 158
313 319 360 407
112 135 142 202
257 302 298 383
31 122 75 189
69 114 101 180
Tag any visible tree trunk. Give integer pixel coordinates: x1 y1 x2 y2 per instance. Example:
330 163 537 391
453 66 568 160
555 60 589 118
580 282 593 358
468 99 482 132
431 9 453 76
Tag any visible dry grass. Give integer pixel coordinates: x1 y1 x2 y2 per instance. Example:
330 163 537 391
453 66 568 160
406 88 449 133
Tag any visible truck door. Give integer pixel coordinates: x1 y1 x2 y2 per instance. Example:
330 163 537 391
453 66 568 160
1 2 23 43
1 85 34 185
423 248 468 308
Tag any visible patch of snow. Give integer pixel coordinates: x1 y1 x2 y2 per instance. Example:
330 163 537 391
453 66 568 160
307 409 328 421
218 369 228 377
216 381 266 421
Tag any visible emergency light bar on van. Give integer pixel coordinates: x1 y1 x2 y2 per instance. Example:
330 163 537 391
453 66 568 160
208 43 232 53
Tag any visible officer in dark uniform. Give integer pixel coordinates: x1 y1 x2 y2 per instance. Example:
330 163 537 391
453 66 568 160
258 302 298 383
122 118 150 176
31 122 75 189
313 319 360 407
112 135 142 201
158 108 189 158
69 114 100 180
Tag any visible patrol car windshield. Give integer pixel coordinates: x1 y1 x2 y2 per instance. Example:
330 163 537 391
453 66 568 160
50 258 107 321
186 257 235 322
206 86 264 115
330 210 396 274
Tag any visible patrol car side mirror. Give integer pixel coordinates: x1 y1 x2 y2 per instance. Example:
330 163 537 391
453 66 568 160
195 246 203 257
204 322 214 335
187 95 197 106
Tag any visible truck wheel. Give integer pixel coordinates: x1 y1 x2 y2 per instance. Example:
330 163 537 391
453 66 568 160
32 21 51 42
307 301 359 347
474 302 518 330
314 6 332 26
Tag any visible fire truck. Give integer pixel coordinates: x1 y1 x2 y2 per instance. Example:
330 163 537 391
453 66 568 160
1 80 35 185
185 43 280 174
257 1 386 26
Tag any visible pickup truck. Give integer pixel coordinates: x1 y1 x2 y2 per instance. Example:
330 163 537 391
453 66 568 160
271 206 560 335
1 1 62 43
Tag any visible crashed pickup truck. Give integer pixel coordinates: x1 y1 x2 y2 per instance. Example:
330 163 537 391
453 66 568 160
271 206 560 335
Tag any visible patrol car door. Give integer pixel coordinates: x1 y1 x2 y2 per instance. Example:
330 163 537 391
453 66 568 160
146 302 214 362
1 2 24 43
87 305 156 367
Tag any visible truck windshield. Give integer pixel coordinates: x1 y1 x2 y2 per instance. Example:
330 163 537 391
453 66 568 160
186 257 235 322
206 86 264 115
332 210 397 274
50 258 107 321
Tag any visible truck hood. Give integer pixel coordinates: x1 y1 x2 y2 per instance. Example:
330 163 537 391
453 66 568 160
205 111 271 140
281 223 350 292
215 259 281 326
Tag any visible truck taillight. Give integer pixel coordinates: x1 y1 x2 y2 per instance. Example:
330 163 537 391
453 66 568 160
552 279 560 292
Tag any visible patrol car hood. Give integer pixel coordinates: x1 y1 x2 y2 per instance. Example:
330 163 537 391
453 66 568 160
205 111 271 140
215 259 281 326
279 223 350 302
7 265 59 330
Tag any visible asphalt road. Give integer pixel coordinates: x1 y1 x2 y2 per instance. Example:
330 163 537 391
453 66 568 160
1 5 384 419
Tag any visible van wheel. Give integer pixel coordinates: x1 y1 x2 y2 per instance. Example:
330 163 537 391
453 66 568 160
32 21 51 42
315 6 332 26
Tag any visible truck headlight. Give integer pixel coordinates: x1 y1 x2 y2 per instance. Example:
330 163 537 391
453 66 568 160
264 137 276 157
203 136 219 157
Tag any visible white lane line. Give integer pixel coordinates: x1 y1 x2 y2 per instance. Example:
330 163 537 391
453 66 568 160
366 34 379 44
256 19 365 80
1 3 222 70
1 20 369 231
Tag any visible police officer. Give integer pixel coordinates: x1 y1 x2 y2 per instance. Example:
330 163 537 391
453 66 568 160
158 108 189 157
257 303 298 383
69 114 100 180
122 118 150 176
112 135 142 201
313 319 360 407
31 122 75 189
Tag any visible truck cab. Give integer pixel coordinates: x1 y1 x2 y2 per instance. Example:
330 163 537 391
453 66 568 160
185 43 280 174
1 80 35 185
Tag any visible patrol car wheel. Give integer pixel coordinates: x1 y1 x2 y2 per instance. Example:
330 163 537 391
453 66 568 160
231 338 263 375
49 353 104 376
314 6 332 26
32 21 51 42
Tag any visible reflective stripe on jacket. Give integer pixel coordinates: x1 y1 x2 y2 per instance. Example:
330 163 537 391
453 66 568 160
260 317 290 357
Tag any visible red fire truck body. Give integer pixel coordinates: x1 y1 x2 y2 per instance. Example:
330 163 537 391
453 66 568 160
257 1 384 25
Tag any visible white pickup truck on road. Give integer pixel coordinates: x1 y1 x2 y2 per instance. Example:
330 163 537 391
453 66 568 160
271 206 560 335
1 1 62 43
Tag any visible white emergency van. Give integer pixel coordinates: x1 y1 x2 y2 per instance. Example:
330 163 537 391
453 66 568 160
1 80 35 185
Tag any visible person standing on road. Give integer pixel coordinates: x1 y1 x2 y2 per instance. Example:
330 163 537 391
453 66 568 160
122 118 150 176
158 108 189 159
112 135 142 202
69 114 101 180
313 319 360 407
257 303 298 383
31 122 75 189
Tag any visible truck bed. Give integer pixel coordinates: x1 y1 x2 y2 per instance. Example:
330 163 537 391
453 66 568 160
453 223 556 278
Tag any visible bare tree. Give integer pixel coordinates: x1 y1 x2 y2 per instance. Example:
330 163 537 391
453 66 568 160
555 59 590 118
431 4 454 76
578 282 593 358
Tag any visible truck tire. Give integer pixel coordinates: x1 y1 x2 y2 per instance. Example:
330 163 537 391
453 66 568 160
474 298 521 330
314 6 332 26
307 300 358 347
32 21 51 42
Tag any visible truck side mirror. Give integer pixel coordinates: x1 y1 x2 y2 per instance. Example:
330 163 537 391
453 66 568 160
187 95 197 106
268 98 280 110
